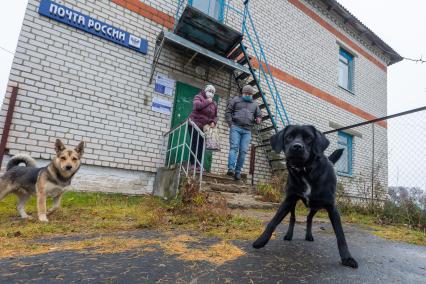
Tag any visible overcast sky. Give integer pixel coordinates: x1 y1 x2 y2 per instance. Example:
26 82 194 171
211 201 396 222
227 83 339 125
0 0 424 188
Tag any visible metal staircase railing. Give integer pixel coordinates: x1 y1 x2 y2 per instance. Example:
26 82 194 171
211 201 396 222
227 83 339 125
240 0 290 130
171 0 290 173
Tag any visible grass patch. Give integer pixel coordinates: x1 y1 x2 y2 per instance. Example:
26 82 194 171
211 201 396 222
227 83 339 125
293 202 426 246
0 182 262 259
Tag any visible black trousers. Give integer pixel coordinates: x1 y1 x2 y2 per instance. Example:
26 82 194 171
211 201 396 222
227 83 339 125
188 125 204 166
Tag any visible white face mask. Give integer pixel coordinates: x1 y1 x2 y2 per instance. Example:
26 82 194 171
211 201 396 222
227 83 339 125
206 91 214 98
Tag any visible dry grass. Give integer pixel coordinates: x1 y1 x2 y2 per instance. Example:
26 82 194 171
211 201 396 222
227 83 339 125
0 233 245 265
256 174 286 203
159 234 245 265
0 188 261 260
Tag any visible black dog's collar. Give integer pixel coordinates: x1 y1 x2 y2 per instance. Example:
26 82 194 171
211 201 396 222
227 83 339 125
288 165 311 174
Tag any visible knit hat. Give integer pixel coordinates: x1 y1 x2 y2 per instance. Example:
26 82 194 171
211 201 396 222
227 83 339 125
204 84 216 94
242 85 255 95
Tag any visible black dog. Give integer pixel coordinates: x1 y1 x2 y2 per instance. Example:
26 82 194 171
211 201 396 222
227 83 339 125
252 125 358 268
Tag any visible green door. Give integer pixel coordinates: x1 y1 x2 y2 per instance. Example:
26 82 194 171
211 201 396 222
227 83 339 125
169 81 218 172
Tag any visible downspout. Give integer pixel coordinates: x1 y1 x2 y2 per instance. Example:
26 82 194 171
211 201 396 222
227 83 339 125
0 85 19 168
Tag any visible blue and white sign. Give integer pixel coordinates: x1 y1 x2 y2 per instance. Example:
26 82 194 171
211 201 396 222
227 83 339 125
38 0 148 54
152 97 172 115
155 74 175 96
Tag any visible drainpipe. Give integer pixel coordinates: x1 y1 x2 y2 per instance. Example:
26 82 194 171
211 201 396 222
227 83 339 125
0 85 19 168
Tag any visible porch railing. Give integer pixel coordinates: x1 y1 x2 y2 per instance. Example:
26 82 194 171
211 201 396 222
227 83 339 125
162 118 206 188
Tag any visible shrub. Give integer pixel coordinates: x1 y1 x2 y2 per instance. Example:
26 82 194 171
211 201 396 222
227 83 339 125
256 172 287 203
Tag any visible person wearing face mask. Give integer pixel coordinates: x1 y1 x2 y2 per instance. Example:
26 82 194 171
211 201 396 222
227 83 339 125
188 84 218 170
225 85 262 180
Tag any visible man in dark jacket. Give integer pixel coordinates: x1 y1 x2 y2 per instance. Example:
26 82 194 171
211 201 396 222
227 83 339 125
225 85 261 180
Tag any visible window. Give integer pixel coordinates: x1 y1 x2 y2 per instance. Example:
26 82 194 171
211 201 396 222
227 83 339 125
189 0 224 21
338 48 354 92
336 131 353 176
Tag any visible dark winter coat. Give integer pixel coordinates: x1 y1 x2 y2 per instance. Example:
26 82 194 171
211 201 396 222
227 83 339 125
189 91 218 129
225 96 261 130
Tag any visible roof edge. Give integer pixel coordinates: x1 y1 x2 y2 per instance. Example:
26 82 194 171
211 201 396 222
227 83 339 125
318 0 403 65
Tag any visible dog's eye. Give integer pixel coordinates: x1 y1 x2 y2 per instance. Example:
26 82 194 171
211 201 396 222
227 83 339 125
286 135 293 141
72 157 77 161
304 136 313 143
60 157 66 161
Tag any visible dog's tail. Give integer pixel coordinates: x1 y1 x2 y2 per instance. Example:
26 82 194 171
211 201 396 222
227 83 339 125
328 149 344 165
6 154 37 171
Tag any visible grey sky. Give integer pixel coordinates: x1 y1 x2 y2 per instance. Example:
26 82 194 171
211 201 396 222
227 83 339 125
0 0 424 188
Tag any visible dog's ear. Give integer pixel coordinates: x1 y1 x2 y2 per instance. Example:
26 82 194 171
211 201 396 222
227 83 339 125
270 126 290 153
55 139 66 155
309 126 330 156
75 141 85 158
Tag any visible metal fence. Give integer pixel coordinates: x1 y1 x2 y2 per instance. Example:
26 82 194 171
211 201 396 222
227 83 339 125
324 106 426 204
162 118 206 188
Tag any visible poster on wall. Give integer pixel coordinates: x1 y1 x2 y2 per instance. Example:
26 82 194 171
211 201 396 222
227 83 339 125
152 97 172 115
154 74 175 96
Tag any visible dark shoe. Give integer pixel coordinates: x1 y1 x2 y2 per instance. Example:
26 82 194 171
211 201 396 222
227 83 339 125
226 170 235 176
234 172 241 180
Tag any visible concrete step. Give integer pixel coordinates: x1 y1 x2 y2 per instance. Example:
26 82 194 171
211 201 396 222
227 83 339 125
202 173 248 185
204 182 255 194
206 184 245 194
219 192 279 210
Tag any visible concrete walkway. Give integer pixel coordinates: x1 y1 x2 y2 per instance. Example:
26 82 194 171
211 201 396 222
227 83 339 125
0 222 425 283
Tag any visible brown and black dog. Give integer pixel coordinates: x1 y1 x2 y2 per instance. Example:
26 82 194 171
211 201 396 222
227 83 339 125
0 139 84 222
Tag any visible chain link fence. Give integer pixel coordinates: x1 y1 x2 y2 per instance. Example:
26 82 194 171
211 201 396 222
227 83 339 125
322 107 425 204
324 106 426 230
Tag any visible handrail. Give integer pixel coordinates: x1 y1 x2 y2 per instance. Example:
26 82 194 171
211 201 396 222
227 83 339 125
163 118 205 138
174 0 186 30
162 118 206 188
246 7 290 124
242 1 290 127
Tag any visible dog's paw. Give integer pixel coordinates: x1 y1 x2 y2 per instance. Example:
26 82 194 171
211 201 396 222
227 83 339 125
38 215 49 223
20 215 33 220
252 237 268 249
341 257 358 268
283 234 293 241
305 235 314 242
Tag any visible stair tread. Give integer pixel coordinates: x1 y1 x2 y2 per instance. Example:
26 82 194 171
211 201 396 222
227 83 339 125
227 45 244 60
237 55 251 65
236 72 251 81
270 157 285 162
248 79 257 86
259 125 275 133
261 114 273 121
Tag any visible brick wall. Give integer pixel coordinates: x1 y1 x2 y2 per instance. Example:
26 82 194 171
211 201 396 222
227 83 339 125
0 0 391 196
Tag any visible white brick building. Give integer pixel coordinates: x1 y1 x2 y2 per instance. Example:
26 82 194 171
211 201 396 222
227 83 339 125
0 0 401 197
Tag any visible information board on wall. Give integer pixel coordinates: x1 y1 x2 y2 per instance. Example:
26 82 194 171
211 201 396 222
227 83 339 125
154 74 175 96
152 97 172 115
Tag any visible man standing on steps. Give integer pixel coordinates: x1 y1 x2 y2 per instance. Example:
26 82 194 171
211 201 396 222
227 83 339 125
225 85 262 180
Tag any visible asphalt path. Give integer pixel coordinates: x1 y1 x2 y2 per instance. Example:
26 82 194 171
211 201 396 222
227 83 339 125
0 222 425 283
